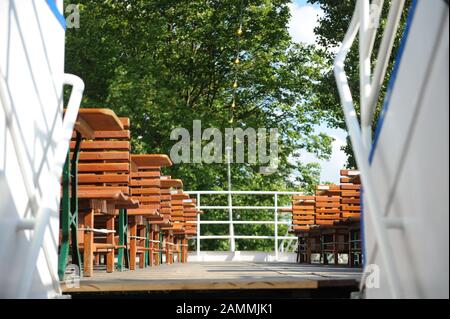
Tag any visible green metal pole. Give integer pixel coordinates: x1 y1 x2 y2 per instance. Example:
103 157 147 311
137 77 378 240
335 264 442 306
70 132 82 270
159 231 163 265
144 224 149 267
58 151 71 281
117 208 125 271
124 209 130 269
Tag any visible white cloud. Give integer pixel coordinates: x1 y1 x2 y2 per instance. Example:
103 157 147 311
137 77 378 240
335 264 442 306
318 133 347 183
287 3 324 45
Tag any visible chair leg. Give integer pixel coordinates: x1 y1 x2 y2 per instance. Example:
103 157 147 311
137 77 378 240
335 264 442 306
149 229 154 267
83 210 94 277
138 226 145 269
106 215 115 273
129 222 137 270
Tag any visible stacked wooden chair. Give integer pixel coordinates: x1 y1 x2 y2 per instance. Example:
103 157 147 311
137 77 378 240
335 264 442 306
169 190 188 263
159 178 182 264
59 108 201 280
74 113 138 276
338 169 362 266
128 154 173 269
290 169 363 267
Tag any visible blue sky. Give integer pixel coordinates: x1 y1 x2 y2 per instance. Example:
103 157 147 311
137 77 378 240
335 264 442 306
287 0 349 183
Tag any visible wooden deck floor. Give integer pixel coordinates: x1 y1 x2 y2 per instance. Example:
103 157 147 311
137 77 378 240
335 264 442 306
62 262 362 294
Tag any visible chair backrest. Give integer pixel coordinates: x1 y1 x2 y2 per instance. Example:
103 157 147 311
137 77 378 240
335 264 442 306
71 117 131 196
339 170 361 219
291 195 315 232
183 197 198 235
129 165 161 214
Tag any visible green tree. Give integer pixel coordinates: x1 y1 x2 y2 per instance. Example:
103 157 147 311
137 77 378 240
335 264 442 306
308 0 413 167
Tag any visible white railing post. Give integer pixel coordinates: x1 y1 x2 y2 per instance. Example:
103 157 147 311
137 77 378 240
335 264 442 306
333 0 406 298
196 193 201 257
228 191 235 252
274 193 278 261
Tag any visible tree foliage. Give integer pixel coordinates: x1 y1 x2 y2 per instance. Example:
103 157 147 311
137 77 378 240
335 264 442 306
308 0 413 167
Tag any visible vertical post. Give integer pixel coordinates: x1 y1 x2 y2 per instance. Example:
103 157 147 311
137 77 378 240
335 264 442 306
129 221 137 270
139 226 145 268
159 231 163 264
145 224 150 267
196 193 201 258
226 147 235 252
359 0 372 149
70 132 82 269
83 209 94 277
274 193 278 261
117 209 125 271
149 226 154 267
106 215 115 273
58 152 71 281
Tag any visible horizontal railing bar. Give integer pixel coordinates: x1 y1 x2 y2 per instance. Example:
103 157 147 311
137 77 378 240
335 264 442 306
186 191 303 195
198 220 291 225
197 206 292 210
198 235 296 240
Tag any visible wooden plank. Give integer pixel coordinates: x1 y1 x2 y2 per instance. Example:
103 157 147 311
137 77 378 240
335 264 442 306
130 179 161 187
315 202 341 208
130 188 160 195
71 141 130 150
131 171 161 178
74 115 95 139
340 184 361 190
292 195 315 200
78 163 129 173
63 262 360 293
315 196 340 202
341 205 361 211
131 154 172 167
94 130 130 139
78 174 129 184
160 179 183 188
77 108 124 131
119 117 130 129
315 208 341 213
76 152 129 161
341 198 360 204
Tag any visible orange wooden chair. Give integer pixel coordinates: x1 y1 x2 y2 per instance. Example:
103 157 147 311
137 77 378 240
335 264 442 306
71 111 138 277
128 154 172 269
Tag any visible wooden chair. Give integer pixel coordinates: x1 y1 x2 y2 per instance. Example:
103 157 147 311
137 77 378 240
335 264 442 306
60 108 134 279
338 169 362 267
128 154 172 269
169 191 189 263
291 195 315 232
183 196 201 260
159 178 183 264
71 111 138 277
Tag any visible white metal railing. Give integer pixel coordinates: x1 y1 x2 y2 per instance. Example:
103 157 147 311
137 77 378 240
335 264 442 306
1 68 84 297
334 0 406 298
185 191 301 261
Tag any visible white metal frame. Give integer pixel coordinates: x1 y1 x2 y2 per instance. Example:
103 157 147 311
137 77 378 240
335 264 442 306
334 0 406 298
1 69 84 297
186 191 301 261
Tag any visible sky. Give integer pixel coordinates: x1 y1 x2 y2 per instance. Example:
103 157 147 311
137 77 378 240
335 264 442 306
288 0 348 184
